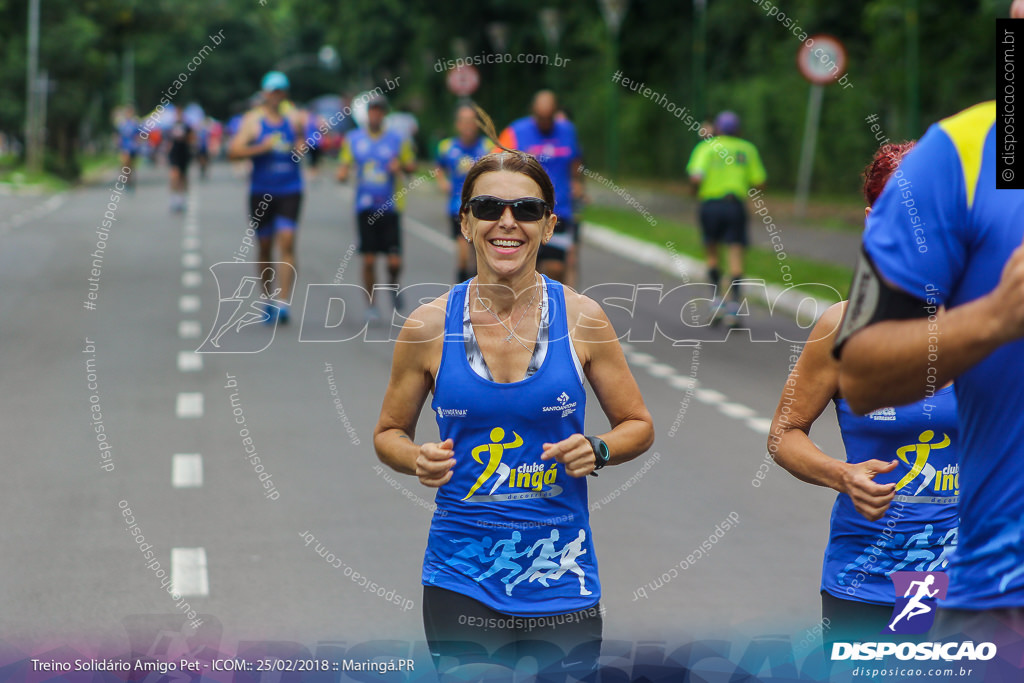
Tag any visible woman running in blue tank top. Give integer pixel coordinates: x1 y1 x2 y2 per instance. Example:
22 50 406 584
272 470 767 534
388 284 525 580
375 135 654 679
768 142 960 649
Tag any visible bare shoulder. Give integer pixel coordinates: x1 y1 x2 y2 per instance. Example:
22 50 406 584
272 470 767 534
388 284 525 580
563 286 615 344
806 301 848 346
399 291 451 344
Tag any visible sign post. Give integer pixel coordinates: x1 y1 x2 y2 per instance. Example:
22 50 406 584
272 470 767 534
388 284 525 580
794 35 847 218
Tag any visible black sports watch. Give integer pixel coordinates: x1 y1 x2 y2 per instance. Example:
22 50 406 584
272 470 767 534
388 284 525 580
586 436 610 477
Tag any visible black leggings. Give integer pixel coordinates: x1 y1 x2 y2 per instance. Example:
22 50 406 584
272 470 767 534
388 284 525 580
820 590 896 649
422 585 602 678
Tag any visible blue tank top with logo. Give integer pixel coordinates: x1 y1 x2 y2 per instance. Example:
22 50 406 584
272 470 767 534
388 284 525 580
822 386 959 605
250 114 302 195
424 276 599 616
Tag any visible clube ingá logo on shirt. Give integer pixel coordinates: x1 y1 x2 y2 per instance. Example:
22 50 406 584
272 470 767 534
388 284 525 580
883 571 948 635
461 426 561 503
892 430 956 496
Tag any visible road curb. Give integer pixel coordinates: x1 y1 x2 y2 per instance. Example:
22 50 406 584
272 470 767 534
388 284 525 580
581 221 837 323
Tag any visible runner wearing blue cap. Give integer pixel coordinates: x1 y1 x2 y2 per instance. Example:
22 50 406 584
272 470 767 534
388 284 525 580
228 71 306 323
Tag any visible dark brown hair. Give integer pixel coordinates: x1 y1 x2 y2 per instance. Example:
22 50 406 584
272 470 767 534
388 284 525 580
459 105 556 215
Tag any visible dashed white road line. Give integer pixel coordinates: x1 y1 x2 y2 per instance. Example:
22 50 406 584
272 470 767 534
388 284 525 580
182 271 202 288
171 547 209 596
621 348 771 436
694 388 728 404
175 392 204 418
182 252 202 269
179 295 201 313
667 375 699 391
182 236 201 251
178 320 202 339
645 362 677 378
718 403 758 419
177 351 203 372
172 454 204 488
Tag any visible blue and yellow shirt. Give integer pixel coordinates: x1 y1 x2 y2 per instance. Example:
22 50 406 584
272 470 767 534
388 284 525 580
341 128 414 213
436 136 490 217
824 388 959 605
424 277 599 616
863 101 1024 609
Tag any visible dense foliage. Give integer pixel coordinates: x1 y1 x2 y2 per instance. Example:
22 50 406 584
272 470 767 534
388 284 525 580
0 0 1000 190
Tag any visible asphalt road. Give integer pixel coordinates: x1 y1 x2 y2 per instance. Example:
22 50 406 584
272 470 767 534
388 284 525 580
0 161 847 672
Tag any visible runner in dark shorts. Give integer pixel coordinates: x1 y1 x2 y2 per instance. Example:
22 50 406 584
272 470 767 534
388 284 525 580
228 71 305 324
357 210 401 255
167 108 194 213
698 196 748 246
686 111 766 326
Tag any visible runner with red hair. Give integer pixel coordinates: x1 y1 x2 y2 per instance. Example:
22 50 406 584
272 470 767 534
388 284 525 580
767 141 960 648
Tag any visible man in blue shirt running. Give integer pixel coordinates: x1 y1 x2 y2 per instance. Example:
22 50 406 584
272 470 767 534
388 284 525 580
836 100 1024 644
337 96 416 319
497 91 583 287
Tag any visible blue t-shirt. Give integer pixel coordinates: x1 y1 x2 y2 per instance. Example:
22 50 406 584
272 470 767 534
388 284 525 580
342 128 410 213
863 100 1024 609
250 113 303 195
118 119 139 153
436 136 489 216
499 116 581 222
424 277 600 616
824 388 959 605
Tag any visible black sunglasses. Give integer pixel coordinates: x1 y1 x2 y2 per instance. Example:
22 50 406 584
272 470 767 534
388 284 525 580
466 195 550 222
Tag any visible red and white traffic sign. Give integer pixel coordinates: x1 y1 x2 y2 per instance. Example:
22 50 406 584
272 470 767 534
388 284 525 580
797 35 847 86
446 65 480 96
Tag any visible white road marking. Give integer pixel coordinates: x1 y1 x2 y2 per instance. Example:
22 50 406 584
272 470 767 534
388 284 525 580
667 375 699 391
747 418 774 434
171 547 209 596
177 351 203 372
182 252 202 269
182 271 202 288
646 362 677 378
719 402 757 419
175 393 204 418
182 236 201 251
694 388 728 404
626 352 655 366
179 320 202 339
179 295 200 313
172 454 203 488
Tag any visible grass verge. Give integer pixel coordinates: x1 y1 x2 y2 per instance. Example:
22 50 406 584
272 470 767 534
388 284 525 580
582 204 852 298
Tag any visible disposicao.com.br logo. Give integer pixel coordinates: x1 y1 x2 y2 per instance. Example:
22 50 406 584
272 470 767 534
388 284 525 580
831 641 996 662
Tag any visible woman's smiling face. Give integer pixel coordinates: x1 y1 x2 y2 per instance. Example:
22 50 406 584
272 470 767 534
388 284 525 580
462 170 556 279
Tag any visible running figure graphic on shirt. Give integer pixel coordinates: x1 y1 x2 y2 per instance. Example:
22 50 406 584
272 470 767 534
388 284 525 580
463 427 523 500
506 530 561 595
532 529 592 596
475 531 529 583
445 536 493 572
